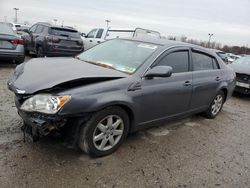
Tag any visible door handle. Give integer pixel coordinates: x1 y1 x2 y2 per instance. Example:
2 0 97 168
215 76 221 81
183 80 192 86
89 40 93 42
97 41 101 44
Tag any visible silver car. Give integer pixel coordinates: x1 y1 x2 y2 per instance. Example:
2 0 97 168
0 23 25 64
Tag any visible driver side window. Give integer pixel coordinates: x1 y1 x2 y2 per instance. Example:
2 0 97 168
156 50 189 73
86 29 97 38
29 25 37 33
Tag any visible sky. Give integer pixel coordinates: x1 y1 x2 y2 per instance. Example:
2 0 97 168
1 0 250 46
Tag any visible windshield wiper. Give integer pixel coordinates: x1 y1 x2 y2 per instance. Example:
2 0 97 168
75 57 130 74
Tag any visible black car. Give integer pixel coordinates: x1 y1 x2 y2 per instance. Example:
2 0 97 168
229 56 250 94
23 22 84 57
8 38 235 157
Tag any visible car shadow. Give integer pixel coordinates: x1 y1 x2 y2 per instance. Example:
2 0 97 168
232 92 250 101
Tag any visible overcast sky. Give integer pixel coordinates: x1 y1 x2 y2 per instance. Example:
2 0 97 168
1 0 250 46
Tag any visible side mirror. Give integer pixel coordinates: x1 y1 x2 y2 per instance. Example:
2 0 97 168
145 66 173 78
23 29 29 33
81 33 86 37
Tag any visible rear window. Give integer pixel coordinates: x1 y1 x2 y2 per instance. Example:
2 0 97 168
0 23 15 35
49 27 80 38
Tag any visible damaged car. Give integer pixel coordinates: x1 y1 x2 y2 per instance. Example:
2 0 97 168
229 56 250 94
8 38 235 157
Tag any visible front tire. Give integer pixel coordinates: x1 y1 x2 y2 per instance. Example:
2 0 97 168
78 106 129 157
203 91 225 119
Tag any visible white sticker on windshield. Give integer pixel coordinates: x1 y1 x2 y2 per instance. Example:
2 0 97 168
138 44 158 50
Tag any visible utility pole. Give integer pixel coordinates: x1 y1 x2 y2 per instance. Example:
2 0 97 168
13 8 19 23
105 19 111 30
53 19 58 25
208 33 214 48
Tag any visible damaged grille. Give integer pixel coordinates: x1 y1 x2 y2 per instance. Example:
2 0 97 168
236 73 250 83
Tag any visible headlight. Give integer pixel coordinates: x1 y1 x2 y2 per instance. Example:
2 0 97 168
20 94 71 114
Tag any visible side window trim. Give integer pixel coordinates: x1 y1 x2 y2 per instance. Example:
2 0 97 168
29 24 37 33
35 24 44 34
191 49 220 71
86 29 97 38
151 47 191 74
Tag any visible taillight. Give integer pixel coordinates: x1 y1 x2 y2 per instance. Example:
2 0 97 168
52 37 59 43
44 36 59 43
44 36 52 42
11 39 25 45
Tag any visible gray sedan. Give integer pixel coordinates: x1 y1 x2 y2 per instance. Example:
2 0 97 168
0 23 25 64
8 38 235 157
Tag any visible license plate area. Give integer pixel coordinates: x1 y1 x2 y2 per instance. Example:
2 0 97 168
236 81 250 89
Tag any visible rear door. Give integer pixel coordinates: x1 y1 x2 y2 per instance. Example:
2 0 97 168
26 24 37 51
136 47 193 124
190 49 222 110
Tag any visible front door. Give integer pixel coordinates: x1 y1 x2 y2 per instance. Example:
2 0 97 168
135 47 193 125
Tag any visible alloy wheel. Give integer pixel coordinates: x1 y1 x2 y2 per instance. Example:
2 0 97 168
93 115 124 151
211 94 223 116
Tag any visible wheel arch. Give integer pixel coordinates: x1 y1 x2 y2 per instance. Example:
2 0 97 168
94 102 136 133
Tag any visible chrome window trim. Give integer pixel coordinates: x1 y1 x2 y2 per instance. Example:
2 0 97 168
141 45 190 77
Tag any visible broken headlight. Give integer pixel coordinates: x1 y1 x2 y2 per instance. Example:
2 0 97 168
20 94 71 114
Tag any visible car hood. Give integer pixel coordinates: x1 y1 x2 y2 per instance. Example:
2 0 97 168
8 57 129 94
229 64 250 75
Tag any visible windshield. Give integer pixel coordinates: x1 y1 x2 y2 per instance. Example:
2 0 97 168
232 57 250 66
77 39 158 74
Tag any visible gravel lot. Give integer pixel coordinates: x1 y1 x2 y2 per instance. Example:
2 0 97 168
0 57 250 188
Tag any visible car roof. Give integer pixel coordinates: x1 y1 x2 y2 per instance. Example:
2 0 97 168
122 37 212 52
35 22 77 31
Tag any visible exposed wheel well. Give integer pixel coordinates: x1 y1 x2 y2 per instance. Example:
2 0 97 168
36 44 42 51
104 104 135 133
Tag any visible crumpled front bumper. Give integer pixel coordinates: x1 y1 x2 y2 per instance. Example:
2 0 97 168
19 110 67 141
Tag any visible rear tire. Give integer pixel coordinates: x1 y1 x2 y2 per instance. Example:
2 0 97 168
36 46 45 57
78 106 129 157
15 56 25 65
203 91 225 119
25 49 29 55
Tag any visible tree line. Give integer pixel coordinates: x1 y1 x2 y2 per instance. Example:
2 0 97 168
165 35 250 55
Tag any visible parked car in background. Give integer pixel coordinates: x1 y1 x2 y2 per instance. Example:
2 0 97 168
8 38 235 157
15 24 31 32
82 27 161 50
211 49 229 63
0 22 30 32
227 53 241 63
0 23 25 64
22 22 84 57
229 56 250 94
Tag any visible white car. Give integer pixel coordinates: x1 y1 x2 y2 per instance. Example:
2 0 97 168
81 27 161 50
